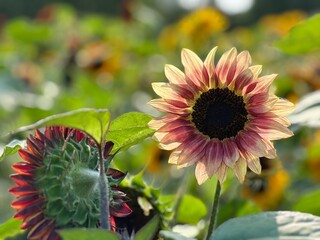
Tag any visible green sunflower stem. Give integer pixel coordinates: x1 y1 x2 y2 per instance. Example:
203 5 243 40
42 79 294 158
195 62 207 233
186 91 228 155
98 143 110 230
205 180 221 240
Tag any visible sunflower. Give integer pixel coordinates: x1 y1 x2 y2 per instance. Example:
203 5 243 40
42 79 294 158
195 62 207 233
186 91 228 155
9 126 131 239
158 7 228 51
148 47 294 184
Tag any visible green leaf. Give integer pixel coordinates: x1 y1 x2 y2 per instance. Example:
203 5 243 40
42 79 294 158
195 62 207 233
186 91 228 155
176 195 207 225
288 91 320 130
5 19 51 43
293 190 320 215
134 215 160 240
0 218 23 239
0 139 25 161
59 229 119 240
275 14 320 54
159 230 195 240
107 112 154 153
210 211 320 240
14 108 110 144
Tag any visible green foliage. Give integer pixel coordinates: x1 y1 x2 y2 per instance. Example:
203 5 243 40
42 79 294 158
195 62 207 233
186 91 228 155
176 195 207 225
107 112 154 153
1 2 320 239
293 190 320 215
59 229 119 240
275 13 320 54
134 216 160 240
210 211 320 240
0 139 25 161
0 219 23 239
14 108 110 144
159 231 195 240
5 19 51 44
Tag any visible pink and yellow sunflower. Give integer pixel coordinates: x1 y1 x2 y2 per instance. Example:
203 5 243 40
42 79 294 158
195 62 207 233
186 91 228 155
148 47 294 184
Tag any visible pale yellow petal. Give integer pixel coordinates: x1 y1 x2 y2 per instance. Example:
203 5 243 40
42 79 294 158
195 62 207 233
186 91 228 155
215 47 238 85
247 157 261 174
164 64 186 84
233 157 247 183
249 65 262 79
204 46 218 81
235 51 252 77
153 132 167 141
195 161 209 185
159 142 181 150
272 98 295 116
181 48 205 88
148 119 166 130
216 164 228 183
168 150 181 164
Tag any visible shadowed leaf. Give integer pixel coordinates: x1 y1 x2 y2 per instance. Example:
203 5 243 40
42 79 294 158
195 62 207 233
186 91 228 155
0 139 26 161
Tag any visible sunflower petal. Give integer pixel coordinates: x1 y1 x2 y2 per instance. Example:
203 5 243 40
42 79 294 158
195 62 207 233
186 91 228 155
247 157 261 174
181 48 206 88
164 64 186 85
215 47 237 86
204 46 218 87
233 157 247 183
195 160 209 185
216 164 228 183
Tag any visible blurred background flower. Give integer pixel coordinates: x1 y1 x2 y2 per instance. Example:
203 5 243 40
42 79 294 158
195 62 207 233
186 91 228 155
241 157 289 210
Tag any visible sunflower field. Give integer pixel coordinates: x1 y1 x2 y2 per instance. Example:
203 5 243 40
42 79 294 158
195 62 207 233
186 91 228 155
1 1 320 239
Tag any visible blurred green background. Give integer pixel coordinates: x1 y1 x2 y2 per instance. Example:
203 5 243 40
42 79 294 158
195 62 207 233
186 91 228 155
1 0 320 239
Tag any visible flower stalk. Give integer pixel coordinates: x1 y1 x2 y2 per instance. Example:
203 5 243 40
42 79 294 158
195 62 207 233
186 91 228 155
205 180 221 240
98 143 110 230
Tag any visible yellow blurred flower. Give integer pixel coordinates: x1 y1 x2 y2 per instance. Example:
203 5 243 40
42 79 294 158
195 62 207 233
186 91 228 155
159 7 228 50
242 157 289 210
146 143 171 173
158 25 180 51
260 10 306 36
76 41 121 79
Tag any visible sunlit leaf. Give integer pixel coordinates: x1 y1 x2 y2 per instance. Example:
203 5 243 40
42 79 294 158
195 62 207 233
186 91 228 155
59 229 119 240
210 211 320 240
176 195 207 225
288 90 320 130
107 112 154 153
159 230 196 240
293 190 320 215
134 215 160 240
13 108 110 144
0 218 23 239
0 139 25 161
275 14 320 54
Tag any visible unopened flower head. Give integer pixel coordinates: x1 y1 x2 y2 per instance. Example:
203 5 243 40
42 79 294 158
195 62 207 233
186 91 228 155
149 47 294 184
9 126 131 239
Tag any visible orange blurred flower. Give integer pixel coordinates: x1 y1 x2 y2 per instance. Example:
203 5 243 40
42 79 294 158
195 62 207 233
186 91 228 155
260 10 306 36
242 157 289 210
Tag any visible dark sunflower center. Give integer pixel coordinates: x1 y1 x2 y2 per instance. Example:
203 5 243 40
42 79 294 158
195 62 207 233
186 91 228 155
191 88 248 140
